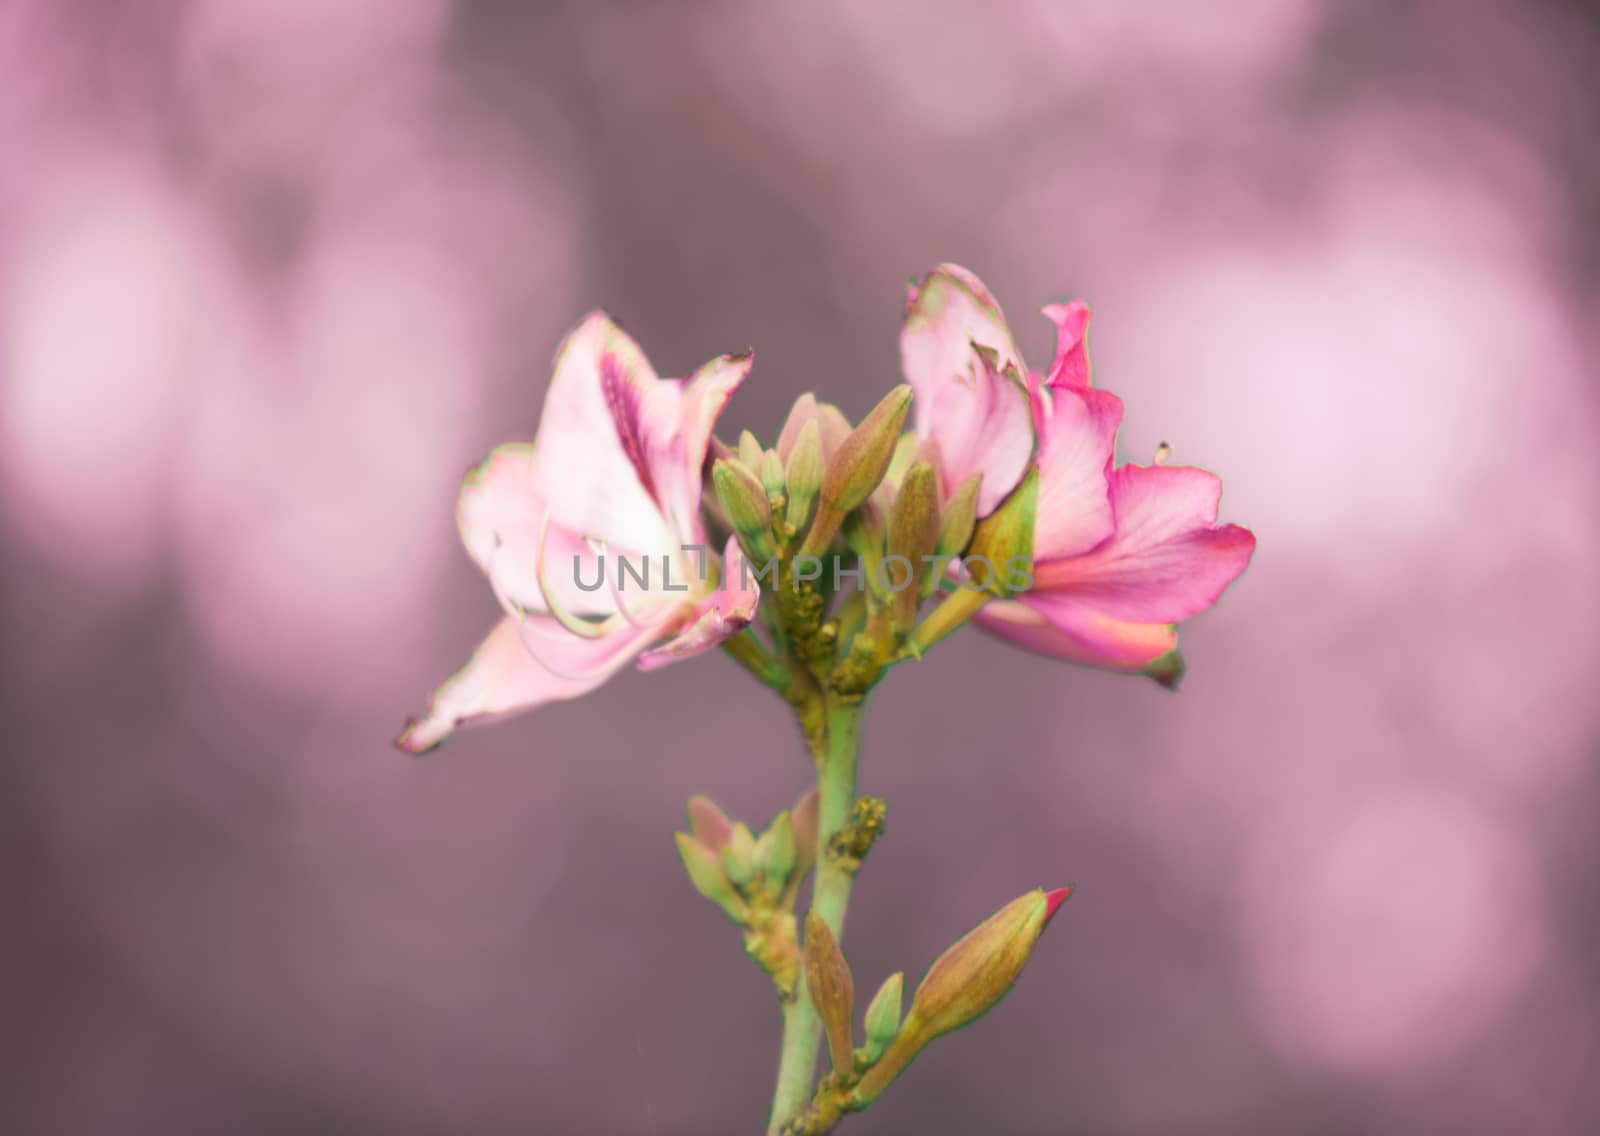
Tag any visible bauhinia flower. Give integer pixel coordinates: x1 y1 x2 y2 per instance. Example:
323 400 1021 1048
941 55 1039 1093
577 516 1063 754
962 291 1255 683
396 314 758 753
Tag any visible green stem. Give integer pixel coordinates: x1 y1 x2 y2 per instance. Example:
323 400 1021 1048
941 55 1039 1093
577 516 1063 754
767 697 864 1135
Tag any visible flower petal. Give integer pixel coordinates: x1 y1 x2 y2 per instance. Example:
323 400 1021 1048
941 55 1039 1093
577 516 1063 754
651 351 752 544
903 265 1034 516
637 536 761 671
1033 465 1256 623
530 313 679 557
976 596 1178 673
1032 383 1121 561
1041 301 1092 389
456 443 622 616
395 616 641 753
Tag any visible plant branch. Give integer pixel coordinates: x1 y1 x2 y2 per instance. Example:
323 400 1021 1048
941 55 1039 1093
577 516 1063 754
767 697 864 1135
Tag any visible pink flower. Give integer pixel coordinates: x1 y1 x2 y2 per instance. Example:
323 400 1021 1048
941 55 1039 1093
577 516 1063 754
975 299 1256 682
397 314 759 753
901 264 1035 517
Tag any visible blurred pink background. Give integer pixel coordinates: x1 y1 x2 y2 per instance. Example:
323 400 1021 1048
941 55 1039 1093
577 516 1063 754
4 2 1598 1133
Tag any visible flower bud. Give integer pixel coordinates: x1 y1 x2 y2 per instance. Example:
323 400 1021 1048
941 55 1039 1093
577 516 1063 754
721 821 758 888
887 461 940 632
803 913 856 1077
738 429 765 473
713 458 776 562
853 886 1071 1104
802 385 913 558
790 788 820 880
935 474 982 562
685 795 733 853
776 392 819 460
861 971 904 1064
755 809 797 892
673 831 746 923
784 419 824 531
759 448 786 500
964 465 1037 597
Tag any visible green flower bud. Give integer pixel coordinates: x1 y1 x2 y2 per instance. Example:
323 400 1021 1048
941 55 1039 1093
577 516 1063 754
790 788 819 876
887 461 940 632
853 887 1071 1105
784 419 824 531
801 385 913 558
933 474 982 564
756 809 797 892
861 971 904 1064
738 429 764 473
759 449 786 501
673 832 746 924
803 913 856 1077
713 458 776 562
721 821 758 888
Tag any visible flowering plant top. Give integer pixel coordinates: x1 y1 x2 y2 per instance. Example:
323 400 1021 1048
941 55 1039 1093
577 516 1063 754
398 264 1254 1133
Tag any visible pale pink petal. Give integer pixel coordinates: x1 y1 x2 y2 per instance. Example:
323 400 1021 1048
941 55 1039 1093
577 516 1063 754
637 535 761 671
456 443 619 616
530 313 679 556
1042 301 1093 389
1032 383 1121 561
395 617 630 754
507 604 661 681
903 264 1024 373
1033 465 1256 622
903 265 1034 516
651 351 752 543
976 597 1178 674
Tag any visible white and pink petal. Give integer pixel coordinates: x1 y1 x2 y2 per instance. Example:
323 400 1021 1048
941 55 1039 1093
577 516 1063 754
395 617 637 754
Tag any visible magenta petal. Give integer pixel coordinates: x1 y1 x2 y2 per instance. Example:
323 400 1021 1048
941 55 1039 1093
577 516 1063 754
1032 384 1121 561
1032 465 1255 623
395 617 634 753
637 536 760 671
976 597 1178 673
1041 301 1092 389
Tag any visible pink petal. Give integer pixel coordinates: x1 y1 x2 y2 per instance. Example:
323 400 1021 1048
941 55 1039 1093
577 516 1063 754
395 616 642 753
651 351 752 543
1033 465 1256 623
1032 383 1121 561
456 443 620 616
1041 301 1093 389
976 596 1178 673
637 536 761 671
902 266 1033 516
530 313 680 557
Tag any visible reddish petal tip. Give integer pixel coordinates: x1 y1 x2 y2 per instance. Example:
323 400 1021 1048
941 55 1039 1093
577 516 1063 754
1043 886 1074 927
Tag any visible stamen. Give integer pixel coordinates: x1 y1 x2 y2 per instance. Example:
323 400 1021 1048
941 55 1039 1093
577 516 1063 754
1153 441 1172 466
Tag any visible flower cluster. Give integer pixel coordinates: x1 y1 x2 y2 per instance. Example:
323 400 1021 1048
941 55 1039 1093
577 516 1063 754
398 264 1253 752
394 263 1254 1134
